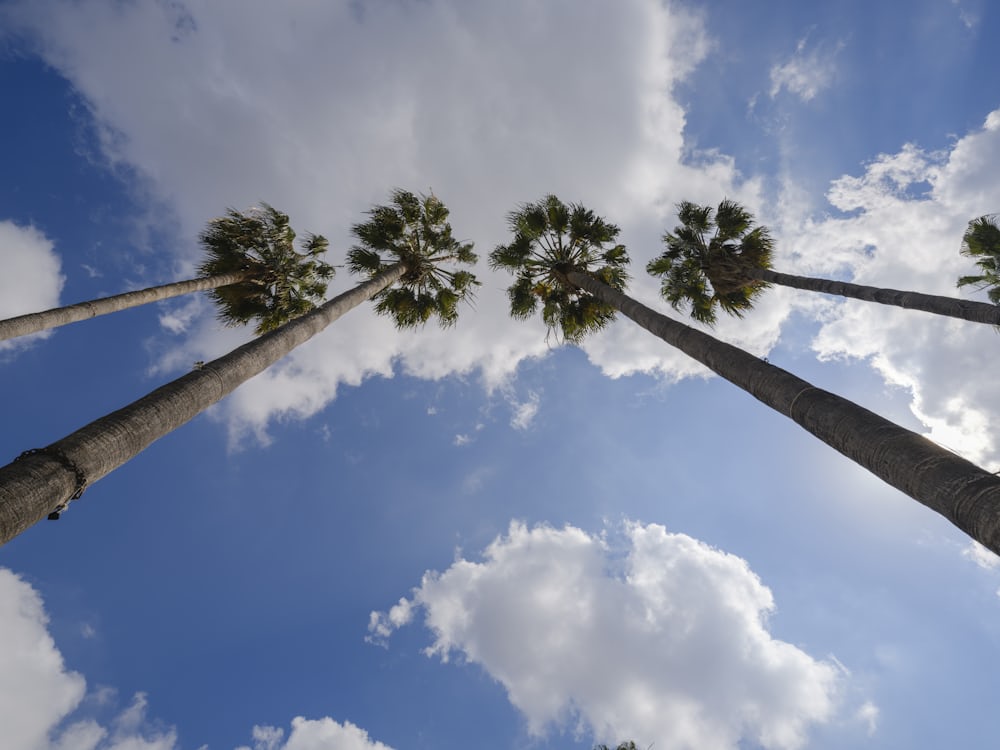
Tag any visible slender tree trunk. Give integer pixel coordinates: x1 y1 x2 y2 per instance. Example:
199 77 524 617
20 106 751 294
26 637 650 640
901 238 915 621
0 271 253 342
744 267 1000 325
0 263 407 545
567 270 1000 554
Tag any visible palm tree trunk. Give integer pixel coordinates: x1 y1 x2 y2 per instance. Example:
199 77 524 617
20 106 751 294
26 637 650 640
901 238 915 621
0 263 407 545
744 267 1000 325
566 270 1000 554
0 271 253 342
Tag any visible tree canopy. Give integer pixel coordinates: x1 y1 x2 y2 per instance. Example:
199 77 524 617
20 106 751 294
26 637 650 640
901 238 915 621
198 204 335 334
489 194 629 342
958 214 1000 304
348 189 479 328
647 199 774 325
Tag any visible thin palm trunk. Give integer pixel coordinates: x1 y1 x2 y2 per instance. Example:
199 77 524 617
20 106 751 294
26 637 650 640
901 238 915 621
567 270 1000 554
0 263 407 545
744 267 1000 325
0 271 252 342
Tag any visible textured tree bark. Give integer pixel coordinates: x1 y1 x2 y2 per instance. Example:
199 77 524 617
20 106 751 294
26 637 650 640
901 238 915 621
745 267 1000 325
567 270 1000 554
0 271 252 342
0 264 407 545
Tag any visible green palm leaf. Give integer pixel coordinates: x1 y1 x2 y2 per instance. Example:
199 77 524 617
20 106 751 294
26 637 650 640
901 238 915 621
490 195 629 343
349 190 479 329
958 214 1000 305
198 204 334 334
647 198 774 325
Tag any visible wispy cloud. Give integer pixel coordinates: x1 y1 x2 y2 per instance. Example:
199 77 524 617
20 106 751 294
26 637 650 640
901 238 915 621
855 701 880 737
950 0 979 29
963 540 1000 570
509 390 540 431
769 36 844 103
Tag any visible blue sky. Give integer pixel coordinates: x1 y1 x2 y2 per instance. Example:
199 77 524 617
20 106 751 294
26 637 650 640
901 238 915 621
2 1 1000 749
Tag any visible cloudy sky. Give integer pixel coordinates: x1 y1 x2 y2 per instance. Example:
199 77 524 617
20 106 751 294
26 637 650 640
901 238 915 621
2 0 1000 748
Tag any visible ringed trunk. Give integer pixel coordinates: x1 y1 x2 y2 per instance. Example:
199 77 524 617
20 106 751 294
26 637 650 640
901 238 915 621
567 269 1000 554
743 267 1000 326
0 271 252 342
0 263 407 545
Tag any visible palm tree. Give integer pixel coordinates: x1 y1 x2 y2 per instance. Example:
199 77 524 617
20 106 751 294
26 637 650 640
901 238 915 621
646 199 1000 326
957 214 1000 303
0 190 476 545
491 195 1000 554
0 204 333 342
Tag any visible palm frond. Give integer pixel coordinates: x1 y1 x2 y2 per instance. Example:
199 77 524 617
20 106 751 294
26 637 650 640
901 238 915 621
347 247 386 277
353 189 478 328
198 204 334 334
493 195 630 342
958 215 1000 304
649 198 773 324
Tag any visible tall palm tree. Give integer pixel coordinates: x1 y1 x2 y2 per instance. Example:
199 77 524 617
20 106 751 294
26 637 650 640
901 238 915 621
957 214 1000 303
646 199 1000 326
0 204 333 342
0 190 476 545
491 195 1000 554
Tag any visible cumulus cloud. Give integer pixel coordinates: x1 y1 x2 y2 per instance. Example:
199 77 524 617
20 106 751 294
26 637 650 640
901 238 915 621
0 221 64 351
235 717 395 750
0 568 85 749
0 567 389 750
0 566 176 750
1 0 777 444
369 521 842 749
769 36 843 102
779 110 1000 466
13 0 991 469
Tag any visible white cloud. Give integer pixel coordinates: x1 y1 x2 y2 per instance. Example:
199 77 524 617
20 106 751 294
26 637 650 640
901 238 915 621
780 110 1000 466
157 295 207 335
950 0 979 29
0 221 64 351
0 568 85 750
855 701 879 737
0 567 389 750
14 0 993 471
236 718 395 750
508 390 540 431
1 0 775 444
769 36 843 103
367 597 415 647
369 521 842 750
963 540 1000 570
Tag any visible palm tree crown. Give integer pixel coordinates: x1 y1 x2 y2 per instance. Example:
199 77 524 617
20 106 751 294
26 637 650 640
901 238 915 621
199 203 335 334
958 214 1000 304
348 189 478 328
489 194 629 342
647 199 774 325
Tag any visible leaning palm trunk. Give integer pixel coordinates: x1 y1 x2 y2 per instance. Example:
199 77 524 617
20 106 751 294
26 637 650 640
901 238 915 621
0 263 406 545
567 270 1000 554
0 271 252 342
743 267 1000 325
